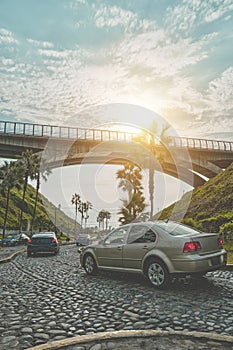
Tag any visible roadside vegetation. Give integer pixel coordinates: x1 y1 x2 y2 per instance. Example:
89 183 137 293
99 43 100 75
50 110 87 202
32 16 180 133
0 150 76 237
116 162 146 224
157 162 233 235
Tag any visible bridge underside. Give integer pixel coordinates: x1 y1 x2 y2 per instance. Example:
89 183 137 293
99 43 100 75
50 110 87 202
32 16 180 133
0 135 232 188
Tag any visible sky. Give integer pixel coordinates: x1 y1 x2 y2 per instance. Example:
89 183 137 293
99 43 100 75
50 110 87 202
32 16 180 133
0 0 233 228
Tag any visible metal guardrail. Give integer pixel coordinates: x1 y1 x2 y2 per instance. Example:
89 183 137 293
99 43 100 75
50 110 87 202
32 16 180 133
0 120 233 152
0 121 136 142
168 136 233 152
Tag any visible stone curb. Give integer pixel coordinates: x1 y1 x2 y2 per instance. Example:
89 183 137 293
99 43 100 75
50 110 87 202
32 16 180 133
223 264 233 271
26 330 233 350
0 247 26 264
0 241 74 264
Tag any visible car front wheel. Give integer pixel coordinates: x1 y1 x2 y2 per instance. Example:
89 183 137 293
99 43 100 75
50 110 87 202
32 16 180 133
84 254 98 275
145 258 170 289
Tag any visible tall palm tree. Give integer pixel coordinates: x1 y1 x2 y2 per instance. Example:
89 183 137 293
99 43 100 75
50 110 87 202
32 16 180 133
97 210 104 232
31 156 51 231
82 201 92 231
117 163 146 224
17 149 36 230
97 209 111 231
0 161 21 237
105 211 111 230
71 193 81 235
78 200 92 232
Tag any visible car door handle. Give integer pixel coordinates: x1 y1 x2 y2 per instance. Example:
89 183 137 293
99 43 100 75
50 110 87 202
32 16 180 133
142 246 149 250
117 246 122 250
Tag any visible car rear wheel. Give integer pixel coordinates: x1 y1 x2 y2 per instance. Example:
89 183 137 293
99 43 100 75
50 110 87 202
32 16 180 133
84 254 98 275
145 258 170 289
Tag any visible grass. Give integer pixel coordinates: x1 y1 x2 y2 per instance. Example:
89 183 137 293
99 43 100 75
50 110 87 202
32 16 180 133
226 252 233 264
223 241 233 265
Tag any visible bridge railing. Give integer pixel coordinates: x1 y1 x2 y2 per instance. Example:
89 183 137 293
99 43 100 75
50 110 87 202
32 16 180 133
0 120 233 152
169 137 233 152
0 121 136 143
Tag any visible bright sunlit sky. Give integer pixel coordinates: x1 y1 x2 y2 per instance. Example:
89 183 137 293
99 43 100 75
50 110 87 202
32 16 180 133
0 0 233 227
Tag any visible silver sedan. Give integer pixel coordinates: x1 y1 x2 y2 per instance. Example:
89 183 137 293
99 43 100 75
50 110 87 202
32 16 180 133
80 221 227 288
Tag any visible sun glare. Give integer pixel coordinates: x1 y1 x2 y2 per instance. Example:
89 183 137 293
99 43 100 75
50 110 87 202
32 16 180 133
106 123 143 135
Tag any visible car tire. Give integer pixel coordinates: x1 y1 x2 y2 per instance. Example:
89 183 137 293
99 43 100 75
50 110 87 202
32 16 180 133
145 258 170 289
27 251 32 257
83 254 98 275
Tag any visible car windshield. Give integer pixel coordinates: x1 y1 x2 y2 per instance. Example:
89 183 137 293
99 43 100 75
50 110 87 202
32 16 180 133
153 222 201 236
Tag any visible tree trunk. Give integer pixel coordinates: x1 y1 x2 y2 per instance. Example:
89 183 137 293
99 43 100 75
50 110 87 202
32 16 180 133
19 174 28 231
31 174 40 232
3 187 10 238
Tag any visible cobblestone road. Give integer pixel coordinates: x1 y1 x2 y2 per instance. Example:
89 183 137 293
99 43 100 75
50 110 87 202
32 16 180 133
0 245 233 349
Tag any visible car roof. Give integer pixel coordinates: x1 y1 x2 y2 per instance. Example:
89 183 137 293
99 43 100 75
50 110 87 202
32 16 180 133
32 232 56 238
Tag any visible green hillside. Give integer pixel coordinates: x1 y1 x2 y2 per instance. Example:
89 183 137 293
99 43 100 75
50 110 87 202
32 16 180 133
157 162 233 234
0 184 78 236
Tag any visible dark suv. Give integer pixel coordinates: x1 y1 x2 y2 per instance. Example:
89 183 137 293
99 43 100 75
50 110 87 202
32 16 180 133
27 232 59 257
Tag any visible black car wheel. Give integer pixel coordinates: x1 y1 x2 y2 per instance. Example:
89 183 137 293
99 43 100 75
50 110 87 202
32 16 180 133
145 258 170 289
84 254 98 275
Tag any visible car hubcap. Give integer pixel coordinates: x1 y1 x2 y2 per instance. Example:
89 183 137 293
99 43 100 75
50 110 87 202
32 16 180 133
85 256 94 273
148 263 165 286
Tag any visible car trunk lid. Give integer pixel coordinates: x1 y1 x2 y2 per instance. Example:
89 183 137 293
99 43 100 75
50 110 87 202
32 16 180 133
186 233 221 254
32 237 53 244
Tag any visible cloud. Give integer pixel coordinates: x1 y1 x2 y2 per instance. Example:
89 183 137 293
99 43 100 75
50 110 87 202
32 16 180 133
0 28 18 45
206 67 233 115
0 2 232 139
94 5 138 30
165 0 233 35
27 39 54 48
112 32 214 78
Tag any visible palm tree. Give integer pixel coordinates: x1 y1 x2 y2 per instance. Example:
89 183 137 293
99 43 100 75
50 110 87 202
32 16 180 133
97 211 104 232
82 201 92 231
97 210 111 231
31 156 51 231
77 200 92 232
17 149 36 230
105 211 111 230
117 163 146 224
0 161 21 237
71 193 81 235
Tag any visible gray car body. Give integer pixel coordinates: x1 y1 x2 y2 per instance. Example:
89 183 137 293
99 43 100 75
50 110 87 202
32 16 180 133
80 221 227 276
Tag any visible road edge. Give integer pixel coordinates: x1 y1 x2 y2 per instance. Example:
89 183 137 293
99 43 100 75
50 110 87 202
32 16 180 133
0 247 26 264
26 330 233 350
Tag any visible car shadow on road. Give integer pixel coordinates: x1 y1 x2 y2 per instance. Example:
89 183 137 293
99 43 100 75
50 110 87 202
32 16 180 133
81 269 225 294
27 252 57 258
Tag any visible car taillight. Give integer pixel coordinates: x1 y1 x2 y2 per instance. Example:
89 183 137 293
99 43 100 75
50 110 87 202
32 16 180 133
183 241 202 253
52 238 57 243
218 238 223 248
28 239 32 243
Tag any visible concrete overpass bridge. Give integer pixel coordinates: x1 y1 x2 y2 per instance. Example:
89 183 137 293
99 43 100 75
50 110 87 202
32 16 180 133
0 120 232 188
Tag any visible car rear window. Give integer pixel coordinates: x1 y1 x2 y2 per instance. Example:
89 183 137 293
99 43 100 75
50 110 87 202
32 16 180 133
153 222 201 236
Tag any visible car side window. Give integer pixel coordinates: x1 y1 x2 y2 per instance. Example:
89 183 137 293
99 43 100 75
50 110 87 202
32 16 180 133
105 227 129 245
128 226 156 244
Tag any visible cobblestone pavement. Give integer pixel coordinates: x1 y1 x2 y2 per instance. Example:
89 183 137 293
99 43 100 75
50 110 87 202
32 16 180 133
0 245 26 261
0 245 233 350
